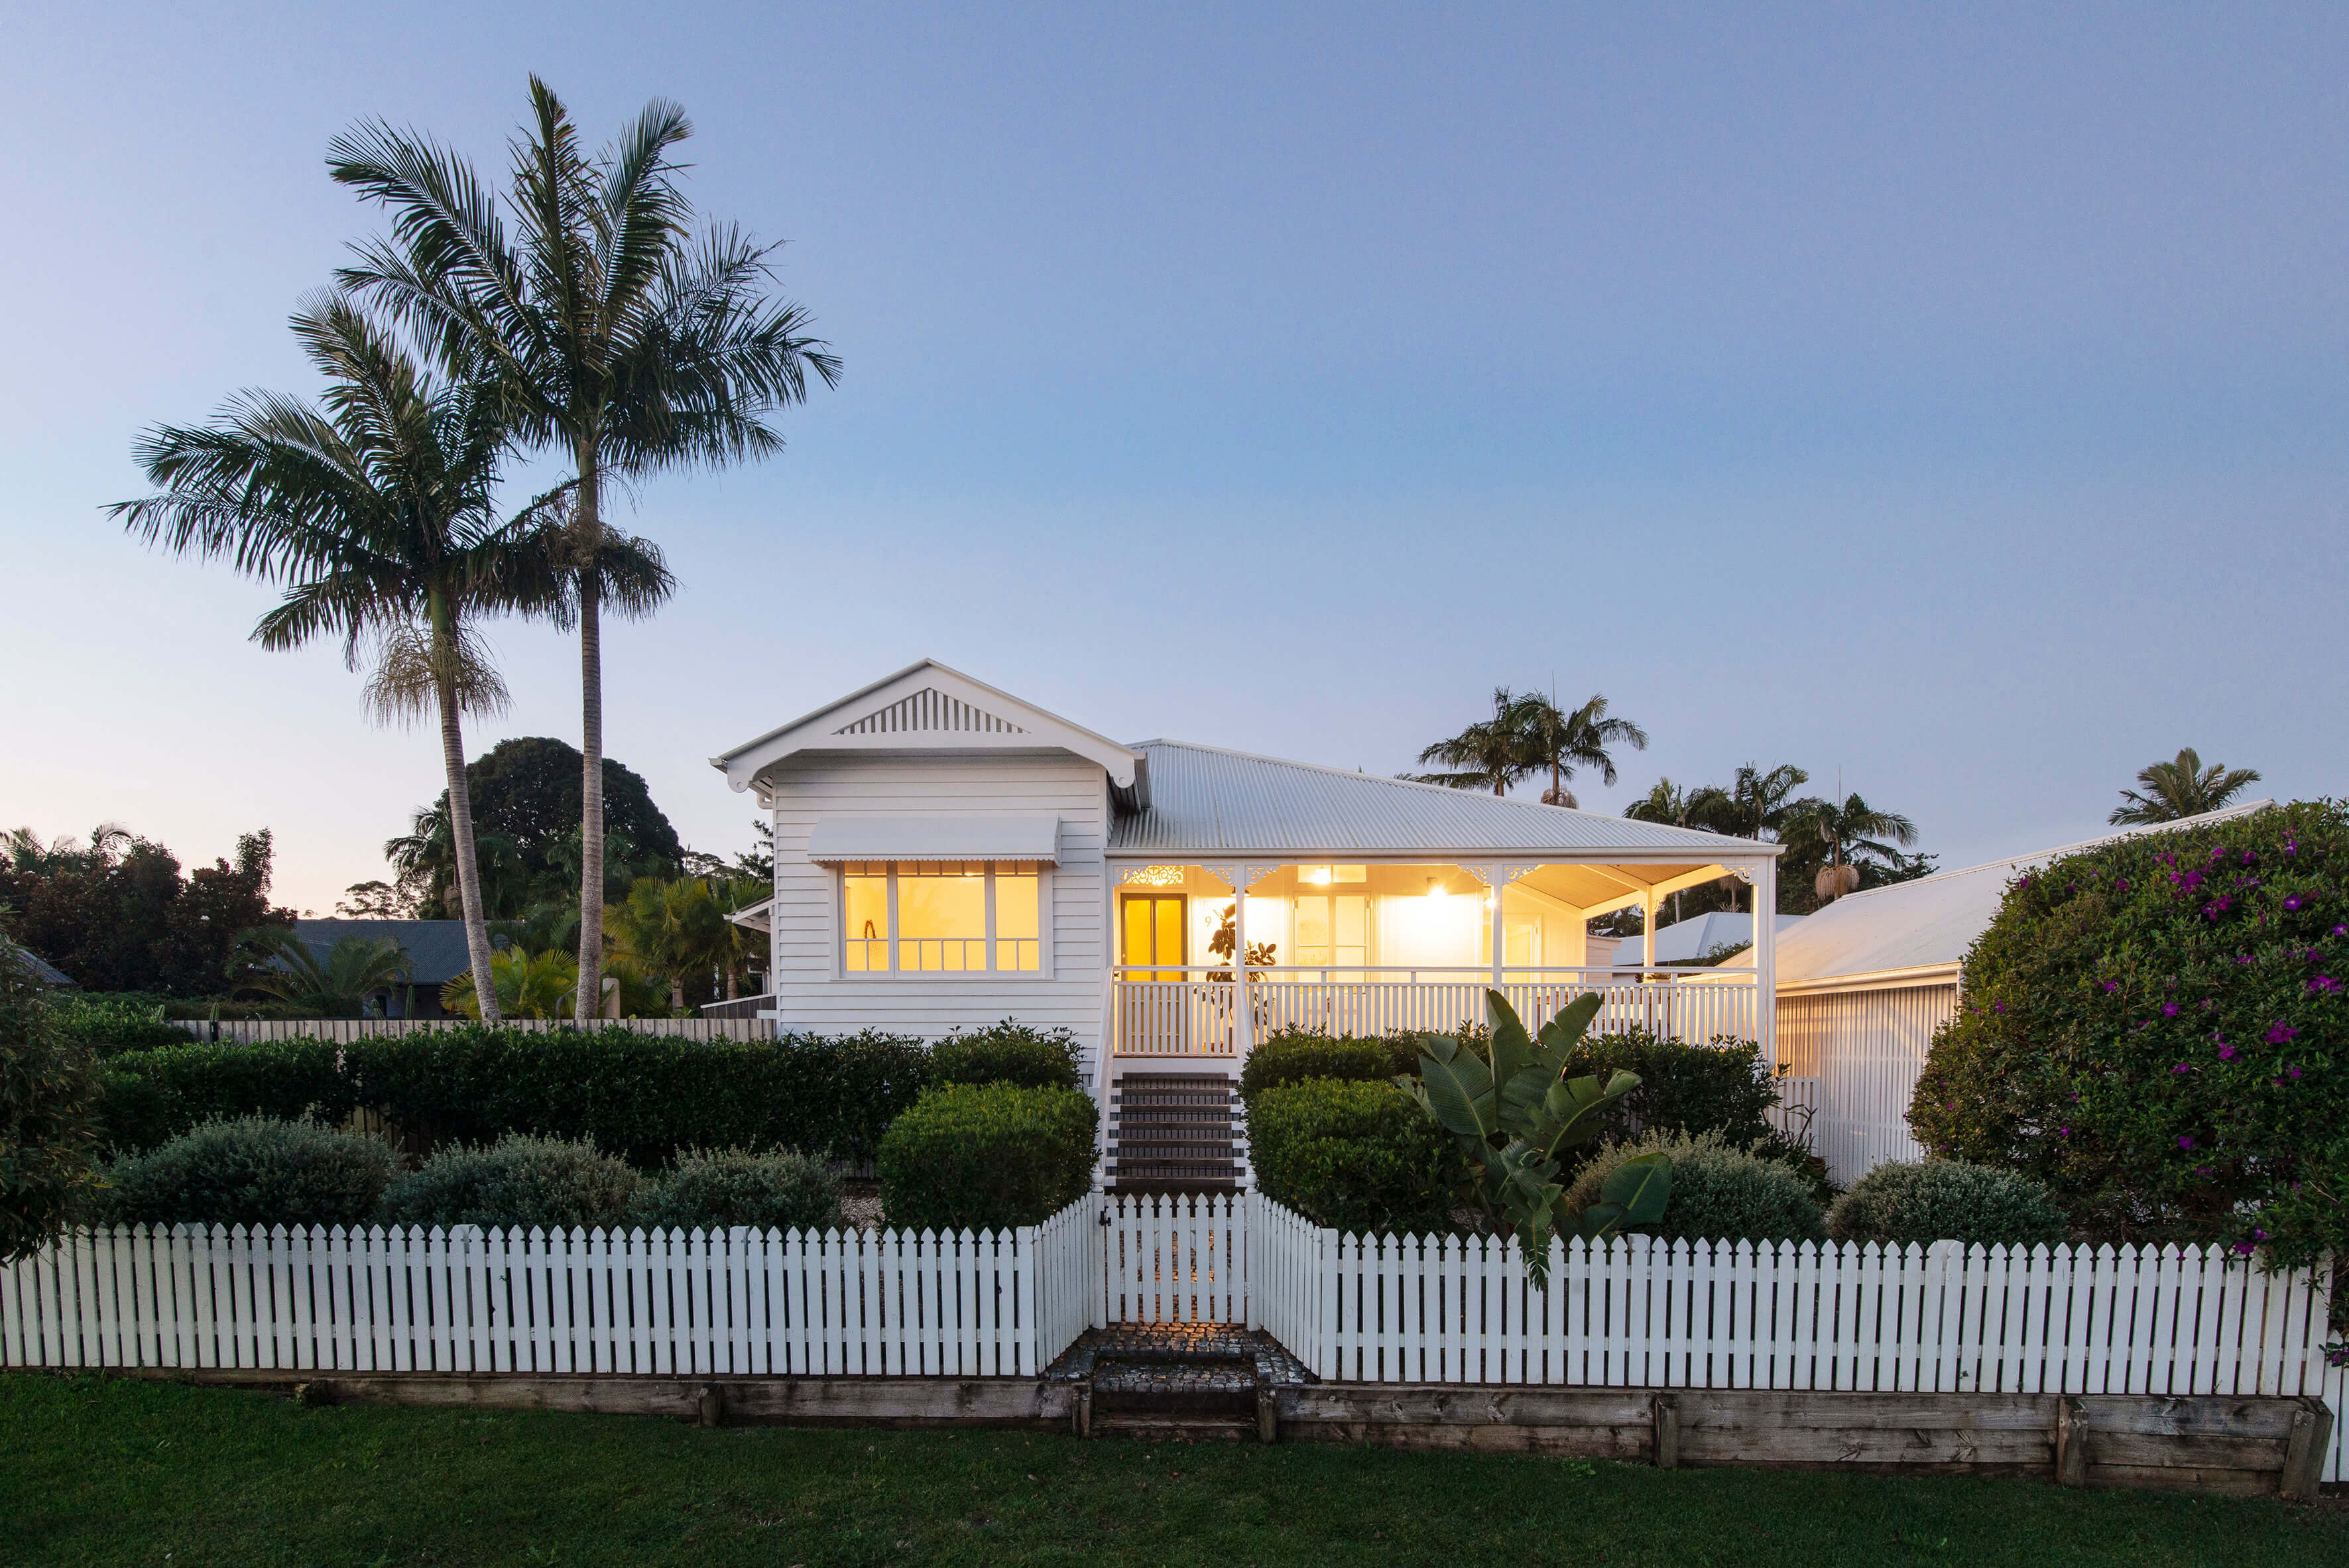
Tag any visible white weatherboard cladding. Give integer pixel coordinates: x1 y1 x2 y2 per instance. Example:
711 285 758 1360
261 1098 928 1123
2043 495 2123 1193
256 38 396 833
1778 982 1953 1185
766 754 1109 1059
804 814 1061 863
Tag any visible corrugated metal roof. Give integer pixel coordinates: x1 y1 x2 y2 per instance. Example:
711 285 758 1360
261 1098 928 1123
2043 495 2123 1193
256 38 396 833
292 920 473 983
1618 912 1805 966
1106 741 1775 856
4 941 74 987
1774 800 2277 987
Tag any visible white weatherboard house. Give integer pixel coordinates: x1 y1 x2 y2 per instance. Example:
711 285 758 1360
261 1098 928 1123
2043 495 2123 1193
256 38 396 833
1772 800 2275 1186
713 660 1783 1188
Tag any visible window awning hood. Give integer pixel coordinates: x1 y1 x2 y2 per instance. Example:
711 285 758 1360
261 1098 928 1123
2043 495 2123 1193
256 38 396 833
804 814 1061 864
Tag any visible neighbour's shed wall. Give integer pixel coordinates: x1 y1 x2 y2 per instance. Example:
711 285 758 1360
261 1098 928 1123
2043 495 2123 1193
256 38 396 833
1777 982 1956 1185
766 753 1110 1064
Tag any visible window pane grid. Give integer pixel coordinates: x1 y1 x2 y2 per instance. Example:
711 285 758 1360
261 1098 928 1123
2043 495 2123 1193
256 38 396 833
842 861 1042 974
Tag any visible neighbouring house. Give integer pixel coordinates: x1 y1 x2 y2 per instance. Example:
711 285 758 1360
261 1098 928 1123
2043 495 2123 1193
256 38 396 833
3 940 75 988
1771 800 2274 1185
289 918 473 1018
1613 910 1804 967
711 660 1783 1189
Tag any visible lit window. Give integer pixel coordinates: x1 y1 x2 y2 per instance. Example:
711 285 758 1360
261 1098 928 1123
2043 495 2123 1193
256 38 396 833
839 861 1044 974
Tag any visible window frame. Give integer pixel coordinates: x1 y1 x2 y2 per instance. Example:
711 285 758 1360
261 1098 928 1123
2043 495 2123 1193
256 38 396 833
833 860 1052 980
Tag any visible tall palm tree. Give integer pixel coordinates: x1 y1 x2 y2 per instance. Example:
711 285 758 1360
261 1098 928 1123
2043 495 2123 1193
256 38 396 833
1724 762 1811 841
110 297 583 1022
330 77 841 1021
1412 687 1538 795
1511 692 1648 808
1783 792 1919 900
2109 748 2263 825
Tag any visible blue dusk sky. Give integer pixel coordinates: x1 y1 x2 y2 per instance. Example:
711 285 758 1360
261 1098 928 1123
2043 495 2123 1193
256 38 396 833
3 3 2342 913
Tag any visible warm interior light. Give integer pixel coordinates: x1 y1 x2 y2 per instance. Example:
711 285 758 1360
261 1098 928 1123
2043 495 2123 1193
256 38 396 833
1425 878 1445 899
1484 892 1497 912
1304 865 1332 886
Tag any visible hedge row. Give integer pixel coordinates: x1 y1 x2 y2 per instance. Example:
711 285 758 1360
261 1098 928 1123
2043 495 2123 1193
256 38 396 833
96 1026 942 1165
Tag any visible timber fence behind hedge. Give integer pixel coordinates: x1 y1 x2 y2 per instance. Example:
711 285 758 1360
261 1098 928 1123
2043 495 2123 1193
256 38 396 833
173 1018 778 1044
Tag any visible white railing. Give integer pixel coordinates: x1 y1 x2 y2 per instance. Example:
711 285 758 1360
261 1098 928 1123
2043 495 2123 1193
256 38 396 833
1 1207 1103 1380
1245 1193 2343 1481
1113 967 1759 1056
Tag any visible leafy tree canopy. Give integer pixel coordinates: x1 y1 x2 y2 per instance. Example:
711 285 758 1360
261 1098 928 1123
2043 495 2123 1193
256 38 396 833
0 828 290 997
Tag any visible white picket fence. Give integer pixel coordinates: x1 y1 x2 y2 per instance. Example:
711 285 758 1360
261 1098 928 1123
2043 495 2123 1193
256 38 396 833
1 1211 1096 1380
174 1018 778 1045
1242 1193 2345 1482
6 1193 2340 1482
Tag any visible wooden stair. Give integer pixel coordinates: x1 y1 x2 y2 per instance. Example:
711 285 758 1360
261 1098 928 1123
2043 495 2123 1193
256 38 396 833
1106 1072 1240 1191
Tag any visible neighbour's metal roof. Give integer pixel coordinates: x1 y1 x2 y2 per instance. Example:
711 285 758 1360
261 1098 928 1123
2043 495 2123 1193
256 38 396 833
1774 800 2277 987
1617 911 1806 967
292 919 473 984
4 941 74 987
1106 741 1776 857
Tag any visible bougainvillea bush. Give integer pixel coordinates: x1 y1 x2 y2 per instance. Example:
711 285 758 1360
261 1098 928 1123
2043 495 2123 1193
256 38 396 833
1909 800 2346 1274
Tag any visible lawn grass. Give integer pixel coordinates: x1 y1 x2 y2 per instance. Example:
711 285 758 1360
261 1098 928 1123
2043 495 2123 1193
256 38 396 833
0 1373 2339 1567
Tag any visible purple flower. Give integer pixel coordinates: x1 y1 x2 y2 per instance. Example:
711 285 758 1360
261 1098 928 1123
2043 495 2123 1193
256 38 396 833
2243 849 2256 865
2102 980 2120 993
2309 975 2340 995
2336 924 2348 937
2171 1061 2193 1074
1992 1002 2005 1014
2115 878 2130 892
2162 1002 2180 1018
2178 1135 2197 1150
2236 953 2257 965
2285 895 2304 911
2057 1126 2071 1137
2218 1044 2238 1060
2265 1022 2301 1045
2289 1065 2304 1079
2285 839 2299 855
2232 1240 2257 1256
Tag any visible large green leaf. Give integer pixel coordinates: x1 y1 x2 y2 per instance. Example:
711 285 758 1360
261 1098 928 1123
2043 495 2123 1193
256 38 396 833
1483 989 1533 1090
1532 993 1604 1073
1600 1150 1672 1225
1415 1048 1498 1142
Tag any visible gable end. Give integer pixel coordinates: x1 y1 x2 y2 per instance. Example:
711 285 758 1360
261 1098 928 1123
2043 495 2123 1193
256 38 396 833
834 688 1028 737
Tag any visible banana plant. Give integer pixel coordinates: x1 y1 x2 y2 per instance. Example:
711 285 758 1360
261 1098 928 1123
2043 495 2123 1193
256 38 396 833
1400 989 1671 1284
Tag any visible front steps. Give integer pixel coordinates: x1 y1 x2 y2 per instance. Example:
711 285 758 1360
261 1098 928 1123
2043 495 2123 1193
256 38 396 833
1105 1072 1242 1191
1048 1323 1309 1443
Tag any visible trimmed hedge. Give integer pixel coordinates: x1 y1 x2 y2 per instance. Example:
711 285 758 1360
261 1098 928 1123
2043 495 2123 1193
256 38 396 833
931 1021 1082 1092
1247 1079 1463 1237
379 1135 639 1231
48 996 195 1056
1238 1031 1417 1105
98 1116 396 1229
628 1148 841 1234
96 1026 932 1166
1564 1130 1825 1244
876 1085 1097 1233
1827 1159 2067 1248
1560 1030 1780 1149
99 1038 349 1154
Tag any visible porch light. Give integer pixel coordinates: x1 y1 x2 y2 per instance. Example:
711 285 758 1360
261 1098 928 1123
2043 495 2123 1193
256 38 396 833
1303 865 1332 885
1425 878 1445 899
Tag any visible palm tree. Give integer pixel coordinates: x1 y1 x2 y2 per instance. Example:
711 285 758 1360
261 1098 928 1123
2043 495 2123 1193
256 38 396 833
240 928 412 1017
2109 749 2263 825
605 875 730 1012
1723 762 1812 841
1412 688 1538 795
1511 692 1648 808
111 297 583 1022
330 78 842 1022
1624 779 1735 921
1783 792 1919 901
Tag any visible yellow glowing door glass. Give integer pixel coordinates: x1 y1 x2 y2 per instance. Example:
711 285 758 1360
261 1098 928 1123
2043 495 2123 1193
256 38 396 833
1122 894 1185 981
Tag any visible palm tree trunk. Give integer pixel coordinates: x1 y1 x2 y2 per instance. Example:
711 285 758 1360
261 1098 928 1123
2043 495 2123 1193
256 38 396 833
573 446 605 1024
432 605 501 1025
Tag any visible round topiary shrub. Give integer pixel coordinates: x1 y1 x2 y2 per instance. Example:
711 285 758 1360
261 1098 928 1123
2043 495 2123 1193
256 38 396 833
1826 1159 2067 1248
1909 799 2349 1266
628 1147 841 1234
1246 1079 1463 1237
1563 1130 1825 1244
930 1021 1081 1092
876 1084 1097 1233
379 1134 638 1231
1236 1032 1415 1106
99 1115 396 1229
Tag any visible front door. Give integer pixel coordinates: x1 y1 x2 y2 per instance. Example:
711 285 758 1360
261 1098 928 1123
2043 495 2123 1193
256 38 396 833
1118 894 1190 1054
1120 894 1186 979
